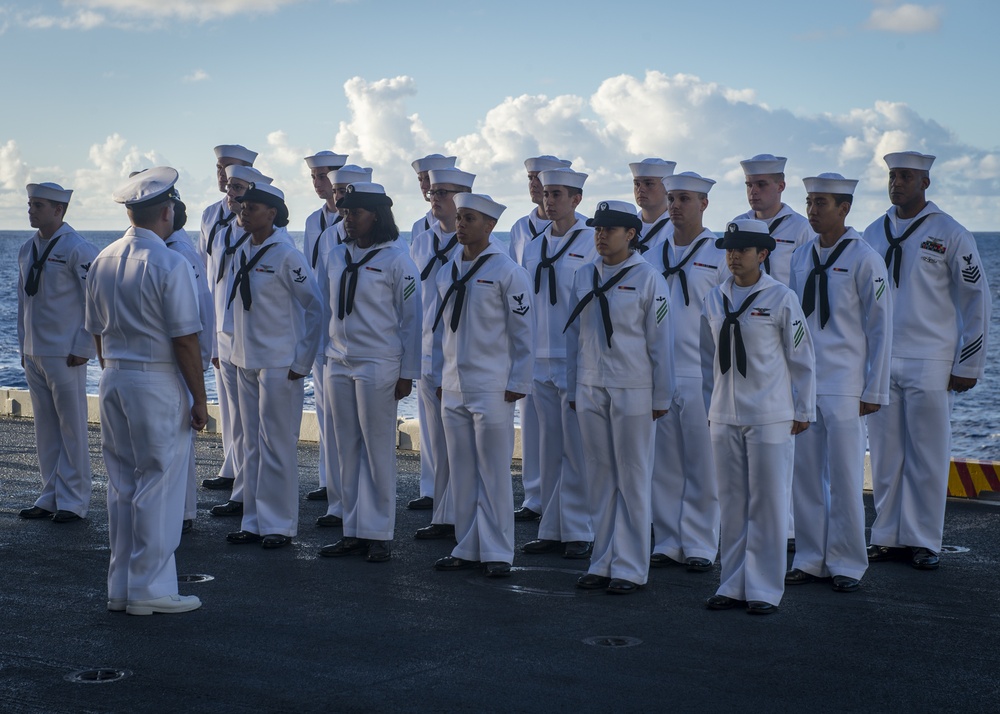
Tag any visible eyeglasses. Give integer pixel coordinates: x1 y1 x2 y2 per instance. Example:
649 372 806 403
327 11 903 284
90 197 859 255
225 182 249 194
425 189 461 199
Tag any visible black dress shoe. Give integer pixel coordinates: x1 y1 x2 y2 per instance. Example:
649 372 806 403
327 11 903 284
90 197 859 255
226 530 261 544
415 523 456 540
685 557 713 572
305 487 328 501
210 500 243 517
262 534 292 549
51 510 82 523
514 506 541 522
650 552 683 568
911 547 940 570
315 514 343 528
181 519 193 534
19 506 54 519
319 537 368 557
563 541 593 559
785 568 817 585
607 578 641 594
407 496 433 510
483 562 511 578
832 575 861 592
706 595 741 610
867 544 906 562
522 538 561 554
366 540 392 563
746 601 779 615
202 476 235 490
576 574 612 590
435 555 480 571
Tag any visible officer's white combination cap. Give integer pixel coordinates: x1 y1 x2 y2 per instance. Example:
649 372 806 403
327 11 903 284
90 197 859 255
740 154 787 175
26 182 72 203
803 173 858 195
884 151 935 171
113 166 179 207
411 154 457 173
662 171 716 194
524 155 572 173
454 193 506 220
629 158 676 178
305 151 349 169
428 168 476 189
225 165 273 185
214 144 257 164
330 165 374 185
538 168 588 189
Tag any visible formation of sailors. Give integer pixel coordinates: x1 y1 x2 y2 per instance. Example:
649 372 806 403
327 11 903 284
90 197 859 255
14 144 990 616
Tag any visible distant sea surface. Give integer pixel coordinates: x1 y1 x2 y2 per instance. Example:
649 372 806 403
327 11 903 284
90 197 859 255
2 229 998 458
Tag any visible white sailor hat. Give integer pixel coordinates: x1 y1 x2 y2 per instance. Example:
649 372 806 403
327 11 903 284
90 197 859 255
586 200 642 231
883 151 935 171
629 158 676 178
336 182 393 209
214 144 257 164
454 193 506 220
428 167 476 189
330 165 374 186
662 171 716 194
740 154 787 175
113 166 180 208
538 168 588 189
26 182 72 203
225 165 273 185
524 155 572 173
305 151 349 169
716 219 776 251
411 154 457 173
803 172 858 195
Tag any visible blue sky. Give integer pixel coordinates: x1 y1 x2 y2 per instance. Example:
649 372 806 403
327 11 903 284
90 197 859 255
1 0 998 230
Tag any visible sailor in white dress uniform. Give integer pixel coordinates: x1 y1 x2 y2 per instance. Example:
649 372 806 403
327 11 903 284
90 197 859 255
17 182 98 523
786 173 892 592
862 151 991 569
429 194 534 577
566 200 673 593
629 158 676 256
408 154 456 253
701 219 815 614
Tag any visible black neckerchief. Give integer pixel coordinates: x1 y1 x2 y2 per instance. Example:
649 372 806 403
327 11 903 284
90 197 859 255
420 232 459 281
661 236 711 306
338 246 383 319
24 233 64 296
228 242 278 311
563 263 637 348
216 227 251 284
312 213 343 269
802 238 853 328
883 213 930 288
761 214 788 275
206 205 235 257
432 253 495 332
534 229 584 305
528 217 551 240
637 217 670 255
719 288 764 377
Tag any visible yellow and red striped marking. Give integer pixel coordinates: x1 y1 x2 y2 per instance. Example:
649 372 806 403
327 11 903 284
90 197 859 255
948 458 1000 498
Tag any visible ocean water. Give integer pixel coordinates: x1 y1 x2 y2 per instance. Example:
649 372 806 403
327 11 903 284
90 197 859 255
3 228 999 458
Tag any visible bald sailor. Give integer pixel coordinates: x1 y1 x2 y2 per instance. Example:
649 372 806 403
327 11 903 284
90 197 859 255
862 151 990 570
410 154 457 240
410 166 475 536
646 172 727 573
86 167 206 615
630 157 676 255
430 194 534 577
508 155 572 524
785 173 891 593
302 150 349 504
521 167 596 559
17 182 98 523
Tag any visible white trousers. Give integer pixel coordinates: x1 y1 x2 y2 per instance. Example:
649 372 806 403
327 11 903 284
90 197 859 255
518 394 542 512
577 385 655 585
791 394 868 580
236 367 303 537
418 376 453 524
329 358 399 541
313 355 328 490
100 368 187 601
320 358 344 518
712 421 793 606
651 375 719 562
217 358 245 502
442 390 516 564
24 354 92 517
181 387 197 521
867 357 954 552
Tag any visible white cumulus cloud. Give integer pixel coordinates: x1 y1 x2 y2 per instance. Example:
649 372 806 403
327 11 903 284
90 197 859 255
182 69 210 83
865 3 943 33
66 0 310 22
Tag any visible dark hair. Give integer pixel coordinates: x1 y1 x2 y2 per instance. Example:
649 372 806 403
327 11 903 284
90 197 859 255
344 205 400 246
172 200 188 232
273 203 290 228
626 227 639 250
567 187 583 198
832 193 854 206
128 202 166 227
